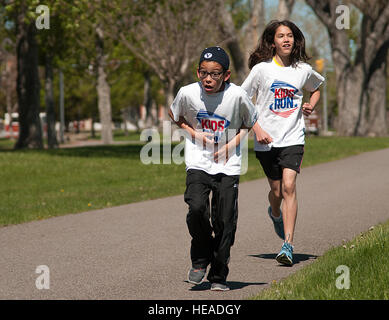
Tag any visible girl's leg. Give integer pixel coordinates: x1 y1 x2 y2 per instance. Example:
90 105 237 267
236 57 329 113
267 178 282 217
281 168 298 244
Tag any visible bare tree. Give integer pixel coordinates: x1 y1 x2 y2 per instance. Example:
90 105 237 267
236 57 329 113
101 0 221 120
277 0 296 21
218 1 248 83
244 0 265 69
306 0 389 136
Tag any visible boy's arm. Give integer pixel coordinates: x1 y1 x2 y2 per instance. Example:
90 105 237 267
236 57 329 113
168 109 213 145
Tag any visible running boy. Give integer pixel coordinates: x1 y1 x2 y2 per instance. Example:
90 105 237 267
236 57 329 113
169 46 258 291
241 20 325 265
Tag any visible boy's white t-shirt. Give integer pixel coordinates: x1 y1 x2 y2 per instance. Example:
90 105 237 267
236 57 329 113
170 82 258 176
241 59 325 151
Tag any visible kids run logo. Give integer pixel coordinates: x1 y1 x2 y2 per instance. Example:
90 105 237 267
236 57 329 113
196 110 230 143
269 81 299 118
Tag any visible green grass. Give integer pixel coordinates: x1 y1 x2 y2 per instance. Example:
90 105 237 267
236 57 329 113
87 130 141 141
1 136 389 226
250 221 389 300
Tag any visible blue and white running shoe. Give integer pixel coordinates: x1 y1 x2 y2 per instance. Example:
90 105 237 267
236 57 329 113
276 242 294 266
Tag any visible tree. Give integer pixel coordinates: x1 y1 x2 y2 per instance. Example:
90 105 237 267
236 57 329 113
277 0 295 21
95 24 113 144
218 0 248 83
0 38 17 138
3 1 43 149
76 1 115 144
219 0 268 83
36 1 68 149
243 0 265 72
101 0 221 121
306 0 389 136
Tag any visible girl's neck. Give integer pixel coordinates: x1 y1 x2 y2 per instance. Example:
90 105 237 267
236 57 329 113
273 54 291 67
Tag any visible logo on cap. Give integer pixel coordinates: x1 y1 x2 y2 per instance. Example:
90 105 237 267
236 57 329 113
204 53 212 58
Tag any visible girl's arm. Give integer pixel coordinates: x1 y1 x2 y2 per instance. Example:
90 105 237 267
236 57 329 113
252 121 273 144
302 89 320 116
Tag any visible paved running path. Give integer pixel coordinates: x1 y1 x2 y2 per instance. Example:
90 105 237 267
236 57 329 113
1 148 389 300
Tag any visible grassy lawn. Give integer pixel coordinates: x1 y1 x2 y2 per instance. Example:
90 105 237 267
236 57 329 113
87 130 142 141
1 136 389 226
250 220 389 300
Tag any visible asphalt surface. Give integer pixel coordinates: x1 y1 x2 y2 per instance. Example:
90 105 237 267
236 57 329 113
1 148 389 300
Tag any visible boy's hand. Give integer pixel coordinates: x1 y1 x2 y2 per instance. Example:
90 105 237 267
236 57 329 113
302 103 314 116
214 143 230 164
193 130 214 147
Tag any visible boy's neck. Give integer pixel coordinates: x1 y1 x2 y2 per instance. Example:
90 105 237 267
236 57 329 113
274 54 291 67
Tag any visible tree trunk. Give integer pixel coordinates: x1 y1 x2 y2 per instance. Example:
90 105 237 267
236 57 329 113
96 25 113 145
5 55 15 139
306 0 388 137
45 54 59 148
143 71 154 127
6 88 14 139
163 79 175 123
335 65 364 135
363 44 388 136
244 0 265 69
277 0 295 21
15 22 43 149
218 1 247 83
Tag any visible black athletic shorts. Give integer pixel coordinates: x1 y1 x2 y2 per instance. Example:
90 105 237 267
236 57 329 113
255 145 304 180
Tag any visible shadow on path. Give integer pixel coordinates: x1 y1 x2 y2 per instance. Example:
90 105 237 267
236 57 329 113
186 281 267 291
249 253 318 266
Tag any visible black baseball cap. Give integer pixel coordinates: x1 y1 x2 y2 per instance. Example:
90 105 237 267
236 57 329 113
199 46 230 71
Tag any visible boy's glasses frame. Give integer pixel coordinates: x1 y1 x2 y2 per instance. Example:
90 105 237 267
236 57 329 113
198 70 224 80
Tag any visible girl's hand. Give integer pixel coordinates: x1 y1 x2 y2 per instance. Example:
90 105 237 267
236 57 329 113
253 126 273 145
302 103 314 116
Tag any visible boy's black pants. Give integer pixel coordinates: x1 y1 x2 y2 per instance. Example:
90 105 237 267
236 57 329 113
184 169 239 284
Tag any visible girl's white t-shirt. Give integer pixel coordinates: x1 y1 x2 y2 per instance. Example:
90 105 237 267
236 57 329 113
170 82 258 176
241 59 324 151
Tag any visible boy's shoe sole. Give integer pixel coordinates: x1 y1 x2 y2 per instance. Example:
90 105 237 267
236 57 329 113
210 282 230 291
188 268 206 285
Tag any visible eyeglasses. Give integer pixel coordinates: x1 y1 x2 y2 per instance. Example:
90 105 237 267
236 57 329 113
198 70 224 80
